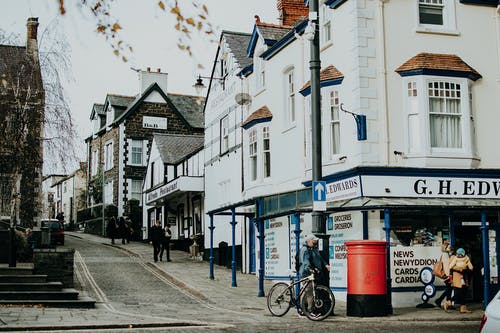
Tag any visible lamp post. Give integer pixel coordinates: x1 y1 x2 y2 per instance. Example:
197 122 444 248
307 0 329 286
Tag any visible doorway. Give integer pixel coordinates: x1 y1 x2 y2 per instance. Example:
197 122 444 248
454 224 483 302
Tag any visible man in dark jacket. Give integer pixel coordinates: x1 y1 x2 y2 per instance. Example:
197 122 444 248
160 224 172 262
150 220 164 262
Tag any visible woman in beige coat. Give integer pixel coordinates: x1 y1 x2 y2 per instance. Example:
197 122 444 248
435 242 454 310
449 248 473 313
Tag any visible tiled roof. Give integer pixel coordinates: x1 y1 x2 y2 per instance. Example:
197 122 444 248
107 94 135 108
395 53 481 80
242 106 273 128
154 133 204 165
300 65 344 91
93 103 105 115
223 31 252 69
168 93 205 129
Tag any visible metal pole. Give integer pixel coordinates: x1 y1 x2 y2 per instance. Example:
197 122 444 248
209 213 215 280
230 207 237 287
256 199 265 297
481 211 490 308
384 209 393 315
293 212 301 309
309 0 329 284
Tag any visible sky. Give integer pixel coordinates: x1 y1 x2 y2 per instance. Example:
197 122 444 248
0 0 278 168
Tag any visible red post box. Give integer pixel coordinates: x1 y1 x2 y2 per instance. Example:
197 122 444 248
345 240 388 317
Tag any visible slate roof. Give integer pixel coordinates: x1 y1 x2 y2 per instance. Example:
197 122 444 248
395 53 482 81
107 94 135 108
242 106 273 128
256 22 292 43
154 133 204 165
300 65 344 91
223 31 252 69
168 93 205 129
0 45 43 91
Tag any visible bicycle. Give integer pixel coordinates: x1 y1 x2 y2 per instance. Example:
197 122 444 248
266 271 335 321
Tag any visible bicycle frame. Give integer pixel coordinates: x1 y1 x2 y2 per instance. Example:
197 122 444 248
283 273 316 311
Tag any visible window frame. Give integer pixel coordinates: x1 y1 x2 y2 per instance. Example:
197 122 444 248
104 140 114 171
328 90 341 157
130 179 143 205
220 115 229 154
284 67 296 126
130 139 143 166
416 0 457 35
262 126 271 178
320 4 332 45
254 49 266 93
249 129 258 181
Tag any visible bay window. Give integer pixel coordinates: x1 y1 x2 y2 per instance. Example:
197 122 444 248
263 127 271 178
249 129 257 181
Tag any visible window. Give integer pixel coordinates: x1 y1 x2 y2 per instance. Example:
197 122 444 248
220 116 229 154
407 81 420 153
104 141 113 170
103 180 113 204
419 0 443 25
130 179 142 204
150 161 155 188
285 68 296 124
262 127 271 178
329 91 340 155
249 129 257 181
130 140 143 165
321 5 332 44
255 51 265 91
428 81 462 148
91 150 99 176
417 0 456 32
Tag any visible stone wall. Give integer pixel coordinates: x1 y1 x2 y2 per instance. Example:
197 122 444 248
33 248 74 288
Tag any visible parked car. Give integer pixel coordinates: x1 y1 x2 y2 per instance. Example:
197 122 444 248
480 290 500 333
41 219 64 245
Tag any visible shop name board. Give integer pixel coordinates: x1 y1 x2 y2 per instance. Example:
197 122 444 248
326 176 361 202
143 116 167 129
363 175 500 199
146 180 178 204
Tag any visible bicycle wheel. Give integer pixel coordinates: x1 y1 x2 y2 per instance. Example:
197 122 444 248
301 285 335 321
267 282 292 316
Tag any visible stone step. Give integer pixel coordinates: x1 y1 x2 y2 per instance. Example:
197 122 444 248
0 274 48 283
0 266 34 275
0 296 96 308
0 288 79 300
0 281 63 291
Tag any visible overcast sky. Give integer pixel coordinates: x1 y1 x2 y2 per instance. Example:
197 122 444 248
0 0 278 166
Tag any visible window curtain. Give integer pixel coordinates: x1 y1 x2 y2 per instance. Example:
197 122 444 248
429 98 461 148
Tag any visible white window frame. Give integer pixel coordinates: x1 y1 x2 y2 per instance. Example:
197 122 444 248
320 4 332 45
249 129 258 181
416 0 457 35
130 139 143 166
103 180 113 204
130 179 143 205
402 76 475 162
91 150 99 176
254 49 266 93
104 140 114 171
328 90 341 157
284 68 296 126
262 126 271 178
220 115 229 154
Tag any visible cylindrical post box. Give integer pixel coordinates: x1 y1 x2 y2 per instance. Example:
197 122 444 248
346 240 388 317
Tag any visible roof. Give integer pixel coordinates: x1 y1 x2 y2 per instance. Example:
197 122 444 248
247 17 293 57
168 93 205 129
395 53 482 81
106 94 135 108
223 31 252 69
90 103 105 120
242 106 273 129
154 133 204 165
299 65 344 96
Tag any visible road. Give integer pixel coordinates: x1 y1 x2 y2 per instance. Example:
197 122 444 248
69 235 481 333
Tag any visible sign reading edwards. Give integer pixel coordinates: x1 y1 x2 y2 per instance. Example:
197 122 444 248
325 176 361 202
143 116 167 130
363 175 500 199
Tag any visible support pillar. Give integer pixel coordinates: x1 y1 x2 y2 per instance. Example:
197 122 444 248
481 211 490 308
383 209 393 315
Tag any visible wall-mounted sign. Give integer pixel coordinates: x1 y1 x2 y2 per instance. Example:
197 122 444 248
325 176 361 202
143 116 167 129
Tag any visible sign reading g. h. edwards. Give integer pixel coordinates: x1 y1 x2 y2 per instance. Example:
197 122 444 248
363 175 500 199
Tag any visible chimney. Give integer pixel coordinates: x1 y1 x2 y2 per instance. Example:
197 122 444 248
26 17 39 63
277 0 308 26
139 68 168 96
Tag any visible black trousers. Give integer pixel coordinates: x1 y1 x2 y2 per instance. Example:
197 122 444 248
160 239 170 260
153 241 162 262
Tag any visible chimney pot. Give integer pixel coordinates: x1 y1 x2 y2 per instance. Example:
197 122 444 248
157 68 161 73
147 67 151 72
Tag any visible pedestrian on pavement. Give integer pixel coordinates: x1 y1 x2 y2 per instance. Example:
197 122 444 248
160 224 172 262
298 234 330 316
449 247 473 313
117 216 127 245
107 217 118 244
434 242 454 310
125 217 133 243
149 220 163 262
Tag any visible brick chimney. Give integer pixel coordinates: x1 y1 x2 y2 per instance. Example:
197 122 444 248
277 0 308 26
26 17 39 63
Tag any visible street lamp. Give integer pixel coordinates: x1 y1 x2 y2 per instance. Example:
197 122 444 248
308 0 329 286
192 75 226 95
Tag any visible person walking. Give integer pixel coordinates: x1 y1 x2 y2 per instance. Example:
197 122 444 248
434 242 454 310
124 217 133 243
150 220 163 263
160 224 172 262
449 247 473 313
117 216 127 244
107 217 118 244
298 234 330 316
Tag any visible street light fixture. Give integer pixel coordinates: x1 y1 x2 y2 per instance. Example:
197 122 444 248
193 75 226 95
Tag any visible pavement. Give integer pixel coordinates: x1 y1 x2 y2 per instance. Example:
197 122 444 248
0 231 484 331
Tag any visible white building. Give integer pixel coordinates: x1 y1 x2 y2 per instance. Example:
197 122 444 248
203 0 500 309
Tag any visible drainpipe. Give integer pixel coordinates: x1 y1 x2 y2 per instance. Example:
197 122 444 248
230 207 237 287
209 213 215 280
378 0 390 164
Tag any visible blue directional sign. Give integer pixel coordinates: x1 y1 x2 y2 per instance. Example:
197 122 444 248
312 181 326 211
